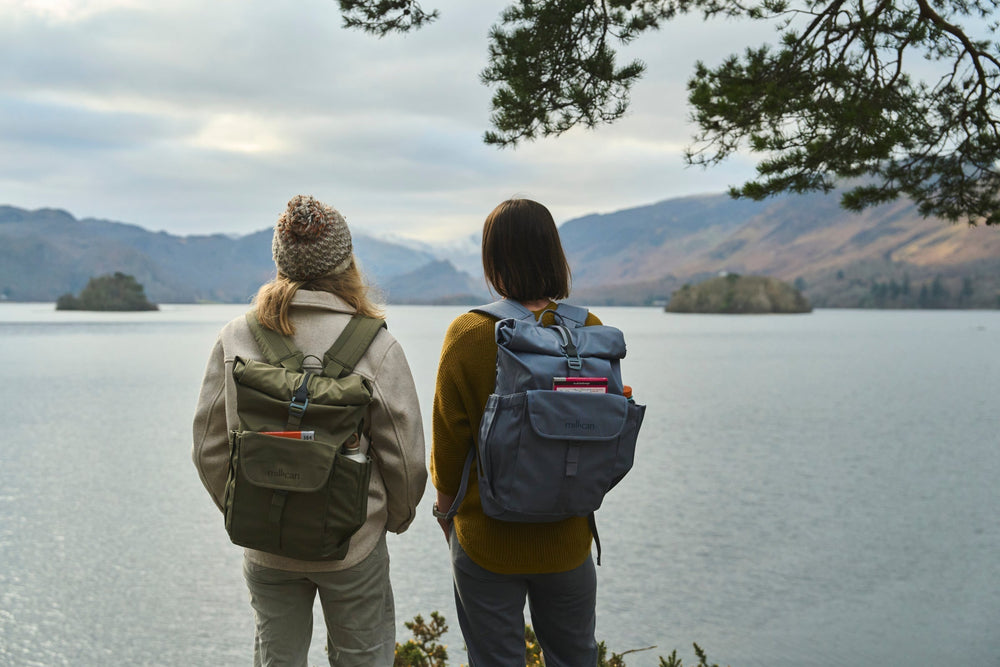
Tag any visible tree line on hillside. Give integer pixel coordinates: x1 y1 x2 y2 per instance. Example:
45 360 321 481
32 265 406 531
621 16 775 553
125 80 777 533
795 271 999 310
578 270 999 310
865 275 974 309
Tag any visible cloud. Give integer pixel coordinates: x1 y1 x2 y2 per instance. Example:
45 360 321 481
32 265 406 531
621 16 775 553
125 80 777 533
10 0 147 23
187 113 289 154
0 0 763 240
0 95 188 151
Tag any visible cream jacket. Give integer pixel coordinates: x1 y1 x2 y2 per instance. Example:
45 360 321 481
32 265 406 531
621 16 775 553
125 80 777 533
192 290 427 572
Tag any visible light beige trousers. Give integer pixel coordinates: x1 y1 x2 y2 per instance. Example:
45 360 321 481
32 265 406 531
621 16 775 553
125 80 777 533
242 534 395 667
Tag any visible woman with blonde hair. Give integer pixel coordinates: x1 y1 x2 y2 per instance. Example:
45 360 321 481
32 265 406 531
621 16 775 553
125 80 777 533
193 195 427 666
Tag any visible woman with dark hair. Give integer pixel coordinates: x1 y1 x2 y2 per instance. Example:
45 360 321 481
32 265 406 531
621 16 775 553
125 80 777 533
431 198 602 666
193 195 427 666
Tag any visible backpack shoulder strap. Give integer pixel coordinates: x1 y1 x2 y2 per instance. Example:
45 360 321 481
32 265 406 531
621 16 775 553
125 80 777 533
245 311 304 371
444 448 477 522
470 299 536 321
472 300 590 328
551 302 589 328
322 315 387 378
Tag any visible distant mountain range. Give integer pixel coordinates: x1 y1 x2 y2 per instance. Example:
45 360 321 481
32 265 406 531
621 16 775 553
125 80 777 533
560 191 1000 308
2 192 999 308
0 206 475 304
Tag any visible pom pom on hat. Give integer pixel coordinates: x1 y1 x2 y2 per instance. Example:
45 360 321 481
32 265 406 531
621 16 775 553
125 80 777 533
272 195 353 281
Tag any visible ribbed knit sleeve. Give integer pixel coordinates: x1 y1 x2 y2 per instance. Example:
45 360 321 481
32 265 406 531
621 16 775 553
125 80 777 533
431 305 603 575
430 313 496 496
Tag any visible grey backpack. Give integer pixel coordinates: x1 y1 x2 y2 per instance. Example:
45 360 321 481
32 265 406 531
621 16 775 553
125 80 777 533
444 300 645 563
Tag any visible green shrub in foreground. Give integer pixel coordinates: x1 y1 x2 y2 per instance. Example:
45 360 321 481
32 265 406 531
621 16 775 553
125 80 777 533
392 612 728 667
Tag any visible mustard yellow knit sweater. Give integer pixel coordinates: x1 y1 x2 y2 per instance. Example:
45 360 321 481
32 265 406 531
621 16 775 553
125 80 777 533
431 302 602 574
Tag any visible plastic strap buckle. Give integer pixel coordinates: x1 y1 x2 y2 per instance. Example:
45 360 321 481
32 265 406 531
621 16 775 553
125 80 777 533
288 397 309 418
552 325 583 371
287 371 312 425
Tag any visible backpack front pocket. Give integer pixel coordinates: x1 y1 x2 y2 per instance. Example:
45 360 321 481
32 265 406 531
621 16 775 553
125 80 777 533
478 390 638 521
239 431 337 492
225 431 369 560
322 451 371 558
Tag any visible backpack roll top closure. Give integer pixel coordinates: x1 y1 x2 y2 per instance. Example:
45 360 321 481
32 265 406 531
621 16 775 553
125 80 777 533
495 318 627 360
233 357 372 408
493 319 628 395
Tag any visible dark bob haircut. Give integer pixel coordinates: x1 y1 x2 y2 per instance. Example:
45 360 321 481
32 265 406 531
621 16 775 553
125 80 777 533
481 199 571 302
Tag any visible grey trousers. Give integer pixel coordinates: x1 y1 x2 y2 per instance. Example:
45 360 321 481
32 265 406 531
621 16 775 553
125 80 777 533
450 534 598 667
242 535 395 667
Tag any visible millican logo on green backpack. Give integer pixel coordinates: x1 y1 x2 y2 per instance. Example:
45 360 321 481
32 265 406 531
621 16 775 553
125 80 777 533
266 468 301 481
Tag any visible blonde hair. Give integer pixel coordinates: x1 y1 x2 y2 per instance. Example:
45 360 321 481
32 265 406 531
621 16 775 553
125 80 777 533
253 256 384 335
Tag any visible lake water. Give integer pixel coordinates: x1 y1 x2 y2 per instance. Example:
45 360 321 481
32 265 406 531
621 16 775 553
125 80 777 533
0 303 997 667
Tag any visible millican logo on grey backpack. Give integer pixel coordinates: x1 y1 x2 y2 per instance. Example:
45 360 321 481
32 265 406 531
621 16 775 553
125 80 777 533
565 419 597 432
266 468 301 481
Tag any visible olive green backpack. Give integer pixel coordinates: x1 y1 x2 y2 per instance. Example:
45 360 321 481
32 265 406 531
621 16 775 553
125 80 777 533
223 311 385 561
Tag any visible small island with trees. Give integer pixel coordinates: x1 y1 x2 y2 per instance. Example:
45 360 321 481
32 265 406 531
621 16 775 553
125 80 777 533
56 272 158 311
666 274 812 314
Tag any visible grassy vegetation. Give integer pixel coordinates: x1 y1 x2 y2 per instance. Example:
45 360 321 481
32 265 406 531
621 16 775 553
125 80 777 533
393 612 728 667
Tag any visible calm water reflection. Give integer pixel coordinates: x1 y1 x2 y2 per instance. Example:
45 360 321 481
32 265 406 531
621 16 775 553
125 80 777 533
0 304 997 666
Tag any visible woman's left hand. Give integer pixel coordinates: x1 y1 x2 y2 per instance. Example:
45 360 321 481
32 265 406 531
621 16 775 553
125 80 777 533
435 490 456 543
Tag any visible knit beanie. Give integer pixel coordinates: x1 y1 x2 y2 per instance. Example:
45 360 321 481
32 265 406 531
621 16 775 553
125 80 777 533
272 195 353 281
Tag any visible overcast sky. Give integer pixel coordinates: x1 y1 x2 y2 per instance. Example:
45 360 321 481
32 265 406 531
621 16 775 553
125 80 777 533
2 0 768 241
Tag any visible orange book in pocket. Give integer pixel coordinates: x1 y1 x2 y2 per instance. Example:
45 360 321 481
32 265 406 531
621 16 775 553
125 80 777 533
261 431 315 440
